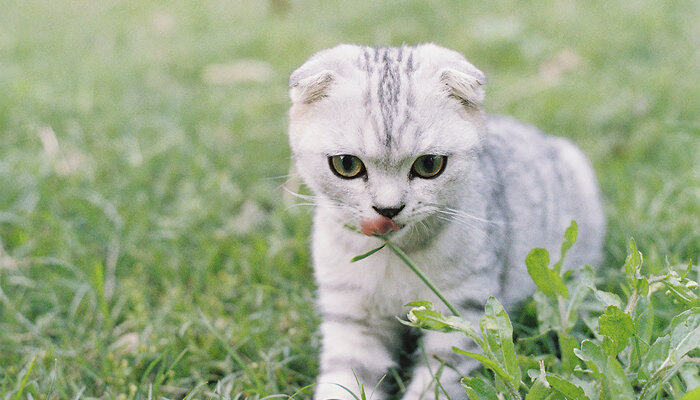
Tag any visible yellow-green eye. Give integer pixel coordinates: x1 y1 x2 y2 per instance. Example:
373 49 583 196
411 155 446 179
329 155 365 179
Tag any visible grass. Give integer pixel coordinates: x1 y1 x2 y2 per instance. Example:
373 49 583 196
0 0 697 398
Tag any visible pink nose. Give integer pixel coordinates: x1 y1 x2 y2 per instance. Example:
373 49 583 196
360 216 400 236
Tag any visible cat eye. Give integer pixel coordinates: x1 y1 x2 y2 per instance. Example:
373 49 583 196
329 155 366 179
410 155 447 179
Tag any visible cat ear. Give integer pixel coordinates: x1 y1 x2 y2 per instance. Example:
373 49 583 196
289 44 362 105
289 69 335 104
439 67 487 108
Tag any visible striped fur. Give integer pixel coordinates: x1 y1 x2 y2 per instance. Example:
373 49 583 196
287 44 605 400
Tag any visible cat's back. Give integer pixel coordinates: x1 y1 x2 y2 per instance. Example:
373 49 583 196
476 115 605 305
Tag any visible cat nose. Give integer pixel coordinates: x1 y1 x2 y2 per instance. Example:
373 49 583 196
372 204 405 219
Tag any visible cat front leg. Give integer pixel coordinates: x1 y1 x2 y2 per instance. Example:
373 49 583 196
314 298 398 400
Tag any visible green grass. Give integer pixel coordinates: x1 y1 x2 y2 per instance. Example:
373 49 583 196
0 0 697 398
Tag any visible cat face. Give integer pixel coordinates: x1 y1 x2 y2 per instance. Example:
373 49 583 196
288 44 486 238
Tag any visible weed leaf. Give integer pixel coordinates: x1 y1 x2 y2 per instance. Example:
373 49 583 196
553 220 578 272
559 333 580 373
591 289 623 308
574 340 634 399
598 305 634 356
667 308 700 360
524 378 551 400
574 340 606 375
462 376 499 400
452 347 514 382
403 302 478 338
604 355 635 399
480 297 521 383
545 374 589 400
526 248 568 298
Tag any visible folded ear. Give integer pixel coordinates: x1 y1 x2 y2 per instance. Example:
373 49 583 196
440 67 486 108
289 44 362 105
289 69 335 104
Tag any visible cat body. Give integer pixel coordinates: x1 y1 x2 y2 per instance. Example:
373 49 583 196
287 44 605 399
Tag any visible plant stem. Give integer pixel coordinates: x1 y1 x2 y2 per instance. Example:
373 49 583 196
384 241 461 317
557 295 568 332
624 288 638 314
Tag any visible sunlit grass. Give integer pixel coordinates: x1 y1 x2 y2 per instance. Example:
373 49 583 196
0 0 697 398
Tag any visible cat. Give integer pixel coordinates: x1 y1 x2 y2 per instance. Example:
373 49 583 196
286 44 605 400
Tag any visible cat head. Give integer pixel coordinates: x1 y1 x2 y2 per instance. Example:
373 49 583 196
287 44 487 238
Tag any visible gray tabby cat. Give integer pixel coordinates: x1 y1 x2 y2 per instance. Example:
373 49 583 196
287 44 605 400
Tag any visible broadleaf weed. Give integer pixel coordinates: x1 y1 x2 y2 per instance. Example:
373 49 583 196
351 221 699 399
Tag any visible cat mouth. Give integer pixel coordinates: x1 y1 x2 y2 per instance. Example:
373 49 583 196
359 216 402 236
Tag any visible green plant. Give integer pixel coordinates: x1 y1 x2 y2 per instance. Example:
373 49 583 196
0 1 696 396
353 222 699 399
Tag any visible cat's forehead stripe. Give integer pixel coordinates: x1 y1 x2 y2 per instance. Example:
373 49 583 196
359 45 417 152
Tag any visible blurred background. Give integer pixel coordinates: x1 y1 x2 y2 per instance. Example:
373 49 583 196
0 0 697 398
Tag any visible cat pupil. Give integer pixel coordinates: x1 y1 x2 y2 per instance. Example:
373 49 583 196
423 156 435 171
342 156 353 171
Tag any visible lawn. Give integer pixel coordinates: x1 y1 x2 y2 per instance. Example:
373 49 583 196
0 0 697 398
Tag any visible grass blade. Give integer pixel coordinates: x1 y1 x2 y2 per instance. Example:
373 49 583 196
199 312 265 393
351 242 386 262
14 355 36 400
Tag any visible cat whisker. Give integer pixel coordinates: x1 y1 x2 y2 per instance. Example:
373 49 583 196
284 202 317 212
434 205 500 226
435 211 490 241
435 215 491 243
265 174 294 181
282 187 320 201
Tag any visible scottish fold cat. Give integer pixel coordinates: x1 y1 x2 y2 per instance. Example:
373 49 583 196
287 44 605 400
